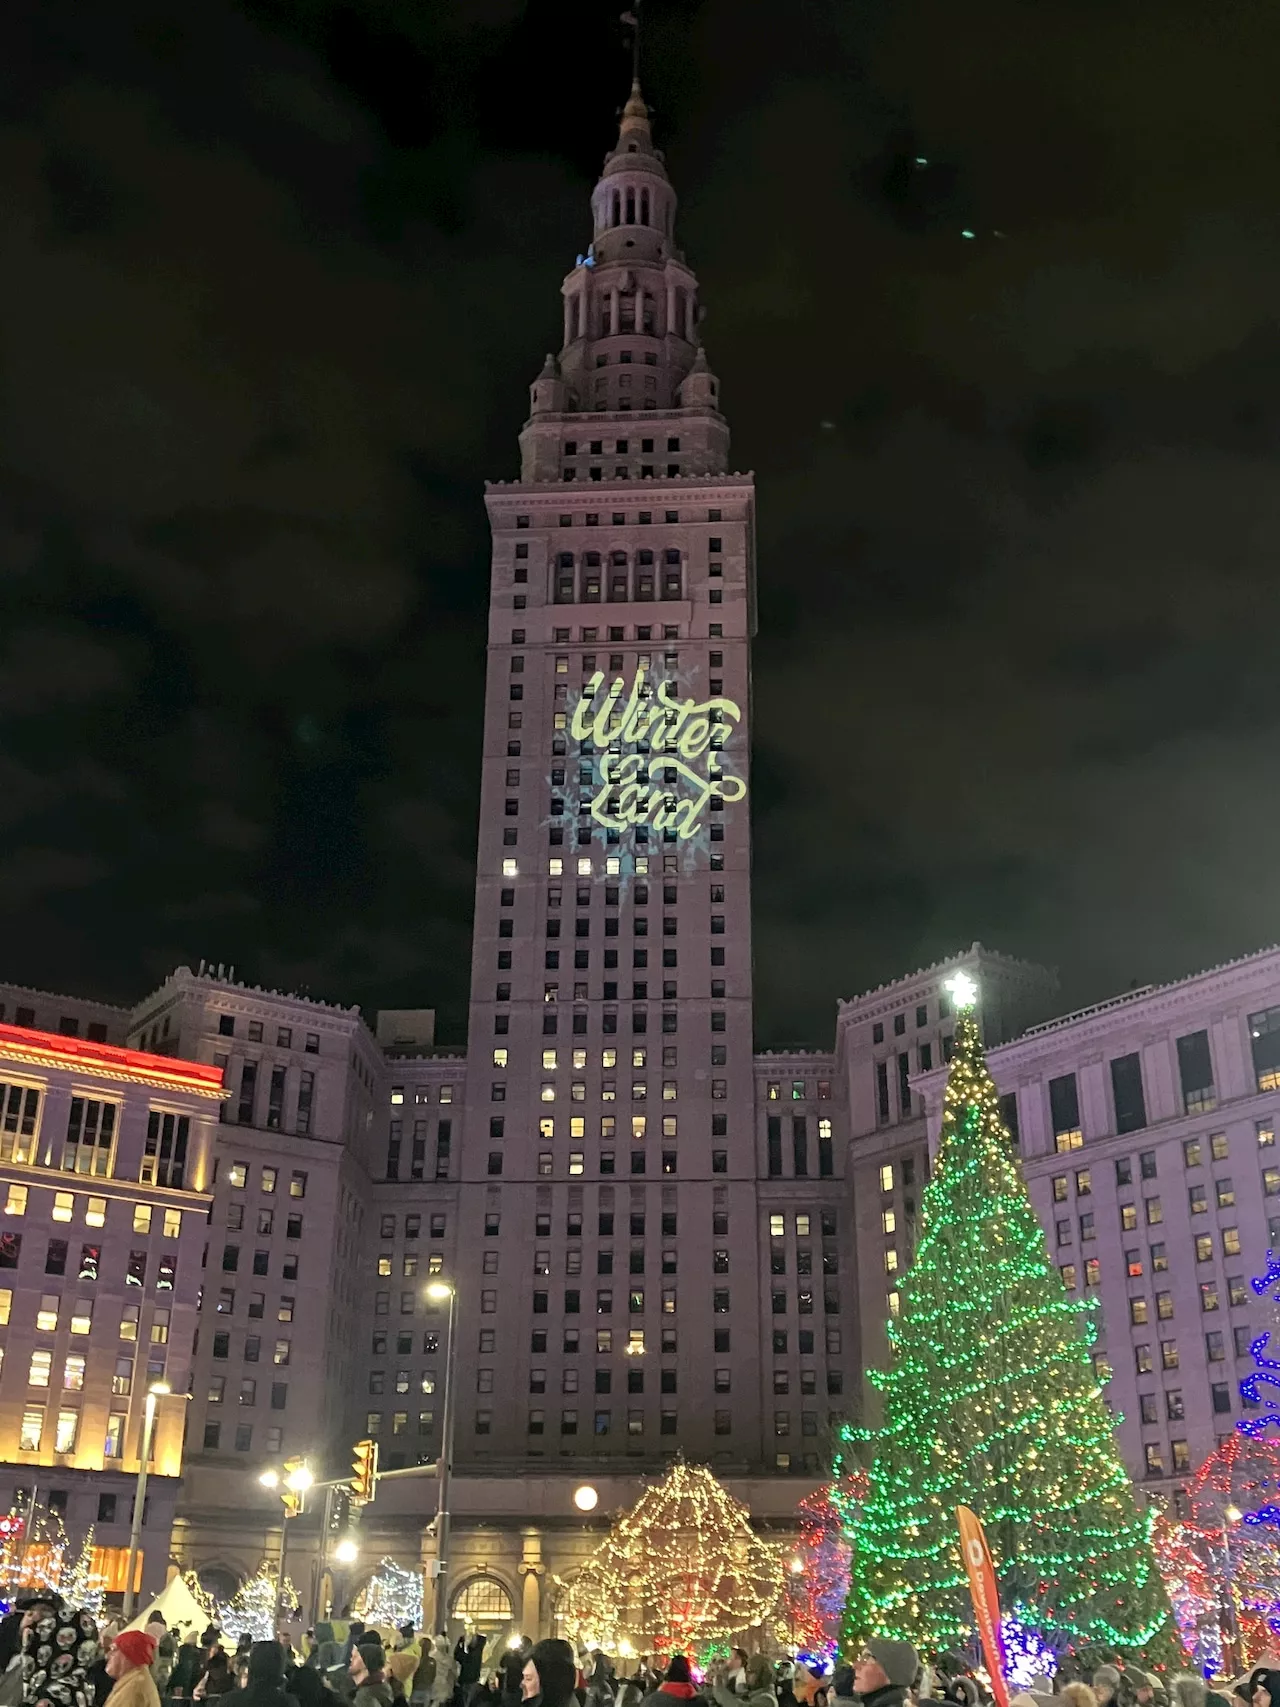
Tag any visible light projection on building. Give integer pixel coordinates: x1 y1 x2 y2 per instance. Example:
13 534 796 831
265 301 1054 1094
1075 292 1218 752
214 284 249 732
570 668 747 841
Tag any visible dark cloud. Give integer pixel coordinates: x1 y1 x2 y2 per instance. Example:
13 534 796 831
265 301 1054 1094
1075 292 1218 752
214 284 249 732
0 0 1276 1043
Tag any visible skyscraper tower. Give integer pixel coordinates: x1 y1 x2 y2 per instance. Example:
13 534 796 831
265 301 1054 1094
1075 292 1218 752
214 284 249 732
456 77 763 1466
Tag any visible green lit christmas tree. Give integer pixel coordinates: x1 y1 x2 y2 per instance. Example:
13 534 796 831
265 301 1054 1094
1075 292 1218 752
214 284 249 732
843 974 1176 1660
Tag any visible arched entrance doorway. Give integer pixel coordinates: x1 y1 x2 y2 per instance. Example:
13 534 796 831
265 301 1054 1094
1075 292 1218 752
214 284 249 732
451 1576 514 1633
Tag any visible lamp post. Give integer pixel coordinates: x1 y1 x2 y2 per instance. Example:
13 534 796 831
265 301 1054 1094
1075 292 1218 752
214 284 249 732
426 1281 457 1633
122 1382 170 1620
261 1460 313 1620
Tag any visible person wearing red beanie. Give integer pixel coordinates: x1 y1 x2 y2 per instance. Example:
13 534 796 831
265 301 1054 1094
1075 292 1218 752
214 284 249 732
105 1632 160 1707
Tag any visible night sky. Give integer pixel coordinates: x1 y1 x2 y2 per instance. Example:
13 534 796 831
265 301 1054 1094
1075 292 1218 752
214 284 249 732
3 0 1280 1047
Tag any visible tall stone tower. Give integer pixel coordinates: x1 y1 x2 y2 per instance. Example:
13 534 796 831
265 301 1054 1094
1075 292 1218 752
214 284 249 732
455 78 764 1468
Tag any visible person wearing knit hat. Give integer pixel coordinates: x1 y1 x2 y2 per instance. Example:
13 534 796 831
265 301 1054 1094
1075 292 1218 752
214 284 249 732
350 1643 392 1707
1252 1674 1280 1707
103 1633 159 1707
852 1640 920 1707
1094 1668 1123 1707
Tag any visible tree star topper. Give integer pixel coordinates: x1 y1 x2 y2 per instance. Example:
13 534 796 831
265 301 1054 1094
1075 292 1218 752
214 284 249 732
946 970 979 1011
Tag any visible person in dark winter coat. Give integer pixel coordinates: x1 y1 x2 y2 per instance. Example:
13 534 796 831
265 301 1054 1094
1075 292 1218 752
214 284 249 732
829 1667 855 1707
215 1644 299 1707
521 1644 576 1707
850 1641 919 1707
283 1670 324 1707
169 1636 204 1701
455 1642 485 1694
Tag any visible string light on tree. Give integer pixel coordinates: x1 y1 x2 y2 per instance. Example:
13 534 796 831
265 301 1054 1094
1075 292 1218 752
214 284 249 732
558 1460 784 1652
842 992 1178 1659
357 1558 424 1628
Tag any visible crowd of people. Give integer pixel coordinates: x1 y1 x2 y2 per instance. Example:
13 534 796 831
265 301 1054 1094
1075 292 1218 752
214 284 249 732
3 1595 1280 1707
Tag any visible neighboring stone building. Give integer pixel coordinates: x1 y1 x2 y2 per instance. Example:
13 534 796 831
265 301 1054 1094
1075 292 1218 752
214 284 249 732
915 943 1280 1510
0 1016 220 1594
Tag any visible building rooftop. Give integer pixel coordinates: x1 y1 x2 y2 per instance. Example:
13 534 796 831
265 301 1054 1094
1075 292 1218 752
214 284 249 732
0 1021 225 1097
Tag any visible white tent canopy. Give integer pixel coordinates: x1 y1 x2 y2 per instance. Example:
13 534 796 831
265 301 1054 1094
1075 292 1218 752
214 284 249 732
125 1574 215 1638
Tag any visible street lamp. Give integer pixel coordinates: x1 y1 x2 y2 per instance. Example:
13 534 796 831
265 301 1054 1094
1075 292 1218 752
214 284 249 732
122 1382 170 1620
334 1538 359 1566
426 1280 457 1633
262 1457 311 1618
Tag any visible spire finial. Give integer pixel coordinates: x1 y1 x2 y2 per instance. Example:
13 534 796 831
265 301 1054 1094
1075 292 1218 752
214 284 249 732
620 3 642 90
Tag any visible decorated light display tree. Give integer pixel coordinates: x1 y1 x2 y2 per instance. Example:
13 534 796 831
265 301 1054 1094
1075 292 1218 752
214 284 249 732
843 973 1176 1661
559 1460 783 1653
358 1558 425 1629
1151 1435 1280 1672
62 1527 105 1617
217 1567 301 1641
782 1457 866 1659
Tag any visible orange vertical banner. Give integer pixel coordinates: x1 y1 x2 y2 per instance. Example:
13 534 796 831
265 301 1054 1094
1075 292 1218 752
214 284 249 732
956 1506 1010 1707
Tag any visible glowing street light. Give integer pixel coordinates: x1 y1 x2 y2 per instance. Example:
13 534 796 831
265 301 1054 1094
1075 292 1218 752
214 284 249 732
574 1485 599 1512
946 970 979 1011
259 1469 280 1490
334 1538 359 1566
285 1464 314 1495
426 1280 459 1633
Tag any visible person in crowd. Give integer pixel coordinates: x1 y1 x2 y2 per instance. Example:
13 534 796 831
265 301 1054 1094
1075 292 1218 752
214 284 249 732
307 1628 344 1682
710 1656 775 1707
829 1667 855 1707
193 1650 233 1701
283 1667 325 1707
142 1620 175 1698
169 1630 205 1702
498 1643 526 1707
1094 1669 1124 1707
519 1644 577 1707
23 1605 99 1707
456 1639 485 1699
409 1640 436 1707
101 1634 159 1707
644 1657 697 1707
427 1641 454 1707
849 1641 919 1707
386 1656 417 1706
216 1643 299 1707
198 1636 221 1658
349 1645 392 1707
341 1635 367 1676
394 1635 418 1660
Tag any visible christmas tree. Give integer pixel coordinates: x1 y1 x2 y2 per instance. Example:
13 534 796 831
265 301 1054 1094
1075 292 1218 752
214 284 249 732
843 975 1175 1658
358 1558 424 1628
559 1460 783 1653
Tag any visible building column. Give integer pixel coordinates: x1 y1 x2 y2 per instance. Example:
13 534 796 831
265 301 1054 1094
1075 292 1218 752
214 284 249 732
518 1528 543 1636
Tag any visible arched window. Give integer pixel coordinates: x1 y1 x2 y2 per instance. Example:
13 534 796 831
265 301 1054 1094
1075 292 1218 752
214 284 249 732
611 191 621 227
625 188 636 224
640 188 650 226
451 1576 513 1630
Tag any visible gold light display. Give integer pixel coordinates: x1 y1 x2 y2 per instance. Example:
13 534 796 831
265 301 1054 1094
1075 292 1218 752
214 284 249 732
558 1460 784 1652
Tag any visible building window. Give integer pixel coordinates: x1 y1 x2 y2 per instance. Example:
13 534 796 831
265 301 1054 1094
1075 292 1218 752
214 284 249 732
1178 1028 1217 1110
1109 1054 1147 1134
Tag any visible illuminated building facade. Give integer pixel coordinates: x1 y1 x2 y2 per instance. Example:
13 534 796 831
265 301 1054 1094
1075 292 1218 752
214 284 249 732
0 1006 221 1590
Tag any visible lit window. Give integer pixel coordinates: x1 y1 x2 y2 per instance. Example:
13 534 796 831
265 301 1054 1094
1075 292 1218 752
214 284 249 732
85 1198 107 1228
579 857 593 876
29 1350 52 1387
884 1249 898 1273
543 1050 558 1070
606 857 620 875
502 858 518 877
569 1153 585 1175
19 1409 43 1451
541 1084 556 1102
769 1215 784 1237
133 1204 152 1234
492 1049 508 1068
548 858 563 876
63 1355 85 1391
228 1163 247 1189
879 1165 894 1192
882 1210 896 1234
163 1209 181 1239
69 1301 91 1335
36 1295 59 1332
52 1192 73 1223
4 1185 27 1216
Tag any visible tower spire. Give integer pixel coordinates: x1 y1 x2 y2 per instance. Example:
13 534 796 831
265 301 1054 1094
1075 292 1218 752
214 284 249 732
621 2 642 93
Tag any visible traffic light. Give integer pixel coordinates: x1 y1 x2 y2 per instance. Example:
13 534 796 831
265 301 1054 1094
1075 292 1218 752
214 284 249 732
281 1456 308 1517
351 1438 378 1503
